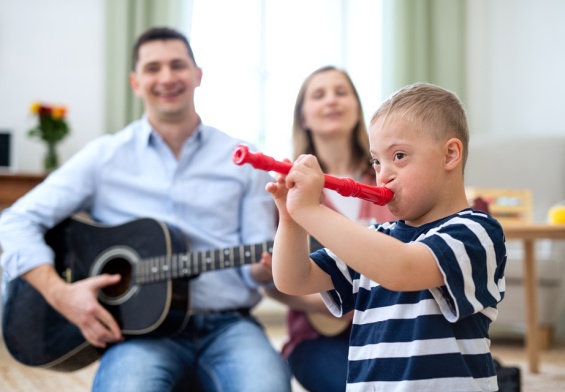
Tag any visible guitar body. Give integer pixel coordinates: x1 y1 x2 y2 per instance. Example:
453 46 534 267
2 217 190 371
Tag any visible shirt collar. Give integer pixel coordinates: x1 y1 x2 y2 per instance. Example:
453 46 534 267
139 115 205 148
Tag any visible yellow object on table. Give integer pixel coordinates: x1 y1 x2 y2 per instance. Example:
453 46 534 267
548 203 565 224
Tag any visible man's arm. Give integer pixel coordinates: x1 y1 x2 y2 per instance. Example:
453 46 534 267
0 139 124 347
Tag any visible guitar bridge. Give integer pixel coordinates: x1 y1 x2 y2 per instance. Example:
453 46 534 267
62 267 72 283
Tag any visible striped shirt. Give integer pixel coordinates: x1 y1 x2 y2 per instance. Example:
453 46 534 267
312 209 506 391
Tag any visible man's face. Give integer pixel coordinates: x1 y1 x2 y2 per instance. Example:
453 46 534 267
130 39 202 122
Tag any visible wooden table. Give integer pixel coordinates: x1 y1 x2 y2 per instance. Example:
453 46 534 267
502 223 565 373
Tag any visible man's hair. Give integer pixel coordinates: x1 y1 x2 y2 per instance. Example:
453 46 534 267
131 27 196 71
292 65 372 174
370 82 469 168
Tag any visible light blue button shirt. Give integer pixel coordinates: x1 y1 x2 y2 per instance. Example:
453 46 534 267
0 117 276 310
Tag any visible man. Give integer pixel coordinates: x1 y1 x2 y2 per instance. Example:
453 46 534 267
0 27 291 391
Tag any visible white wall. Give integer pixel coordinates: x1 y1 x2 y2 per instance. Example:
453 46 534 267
1 0 564 172
0 0 105 172
466 0 565 137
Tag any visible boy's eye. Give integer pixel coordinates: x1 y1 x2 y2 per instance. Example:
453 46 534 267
369 158 380 167
394 152 406 160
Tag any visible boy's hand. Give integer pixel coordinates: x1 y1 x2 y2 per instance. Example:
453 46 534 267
266 172 292 220
285 154 325 216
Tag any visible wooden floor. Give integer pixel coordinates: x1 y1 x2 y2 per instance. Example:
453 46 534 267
1 327 564 391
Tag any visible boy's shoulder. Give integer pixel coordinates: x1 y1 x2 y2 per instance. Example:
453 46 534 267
379 209 504 243
434 208 503 233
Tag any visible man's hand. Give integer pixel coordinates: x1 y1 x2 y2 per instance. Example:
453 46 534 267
25 265 123 348
51 274 124 348
250 252 274 285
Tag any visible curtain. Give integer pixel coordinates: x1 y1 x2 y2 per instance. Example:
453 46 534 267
104 0 191 133
381 0 467 101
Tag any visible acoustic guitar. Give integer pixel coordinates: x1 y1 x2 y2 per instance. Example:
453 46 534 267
2 217 280 372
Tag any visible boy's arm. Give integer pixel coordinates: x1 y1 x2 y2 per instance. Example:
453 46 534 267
286 155 444 292
271 215 334 295
266 174 334 295
294 205 443 291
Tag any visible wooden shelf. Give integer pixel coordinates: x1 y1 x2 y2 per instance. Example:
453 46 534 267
0 171 45 208
466 187 532 225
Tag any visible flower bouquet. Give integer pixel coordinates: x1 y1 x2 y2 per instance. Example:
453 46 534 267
28 102 70 171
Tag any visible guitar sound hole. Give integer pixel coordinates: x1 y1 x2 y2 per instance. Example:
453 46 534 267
100 258 132 298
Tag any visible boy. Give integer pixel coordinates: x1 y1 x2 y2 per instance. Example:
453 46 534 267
266 82 506 391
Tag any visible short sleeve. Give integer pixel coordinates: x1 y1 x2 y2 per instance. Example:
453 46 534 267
421 213 506 322
310 248 356 317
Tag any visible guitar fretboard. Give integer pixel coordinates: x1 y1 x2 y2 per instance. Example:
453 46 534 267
134 241 274 284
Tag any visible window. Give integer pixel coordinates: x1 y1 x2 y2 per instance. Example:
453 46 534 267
185 0 382 161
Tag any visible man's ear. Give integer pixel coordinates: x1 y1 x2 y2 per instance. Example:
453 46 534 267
444 137 463 171
195 66 203 88
129 72 142 97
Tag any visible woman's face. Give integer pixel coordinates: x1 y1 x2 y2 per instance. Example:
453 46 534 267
301 70 359 137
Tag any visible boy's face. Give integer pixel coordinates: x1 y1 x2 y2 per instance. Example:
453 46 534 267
130 39 202 123
369 116 449 226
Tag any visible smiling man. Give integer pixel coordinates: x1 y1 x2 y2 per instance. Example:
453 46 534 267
0 27 291 391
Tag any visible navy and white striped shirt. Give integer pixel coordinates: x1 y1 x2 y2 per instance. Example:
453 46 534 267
312 209 506 391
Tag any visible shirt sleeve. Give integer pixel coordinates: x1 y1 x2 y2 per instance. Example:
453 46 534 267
310 248 356 317
0 139 102 279
237 165 277 289
422 214 506 322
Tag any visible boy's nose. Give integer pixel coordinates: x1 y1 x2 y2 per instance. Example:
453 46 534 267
377 165 393 186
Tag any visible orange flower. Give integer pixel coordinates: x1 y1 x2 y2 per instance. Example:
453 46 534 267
51 106 67 120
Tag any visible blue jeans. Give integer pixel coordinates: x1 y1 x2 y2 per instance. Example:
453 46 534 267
93 311 291 392
288 335 349 392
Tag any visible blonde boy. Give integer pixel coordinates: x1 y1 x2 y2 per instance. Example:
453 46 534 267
267 83 506 391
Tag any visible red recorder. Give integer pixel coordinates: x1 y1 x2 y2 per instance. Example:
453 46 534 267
232 144 393 206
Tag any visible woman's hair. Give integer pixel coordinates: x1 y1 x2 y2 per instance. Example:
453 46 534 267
371 82 469 168
292 66 372 174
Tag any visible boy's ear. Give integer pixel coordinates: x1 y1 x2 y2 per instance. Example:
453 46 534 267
444 138 463 171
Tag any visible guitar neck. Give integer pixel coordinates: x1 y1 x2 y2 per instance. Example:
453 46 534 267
134 241 274 284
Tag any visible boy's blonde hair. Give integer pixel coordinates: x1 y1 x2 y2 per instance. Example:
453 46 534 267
371 83 469 169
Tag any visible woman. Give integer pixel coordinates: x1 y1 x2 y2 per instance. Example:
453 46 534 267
264 66 395 391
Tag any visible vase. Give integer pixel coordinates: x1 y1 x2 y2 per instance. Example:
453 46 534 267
44 142 59 172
